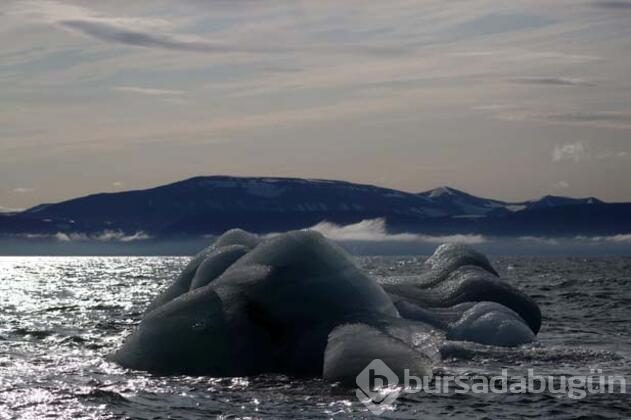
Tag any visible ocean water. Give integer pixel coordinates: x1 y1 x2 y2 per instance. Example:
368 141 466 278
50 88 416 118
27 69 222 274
0 256 630 419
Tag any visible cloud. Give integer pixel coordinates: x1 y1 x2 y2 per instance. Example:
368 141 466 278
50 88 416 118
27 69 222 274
3 0 631 206
509 77 593 86
8 0 180 55
542 111 631 130
13 187 34 193
54 232 85 241
551 111 631 124
58 20 235 53
54 230 150 242
596 150 630 160
552 142 587 162
8 0 172 29
55 17 404 56
592 1 631 10
449 50 602 64
308 219 418 242
10 1 255 54
113 86 184 96
306 218 487 244
96 230 151 242
552 180 570 189
518 236 560 245
589 234 631 242
518 234 631 245
471 103 518 112
0 205 24 213
495 110 631 130
602 234 631 242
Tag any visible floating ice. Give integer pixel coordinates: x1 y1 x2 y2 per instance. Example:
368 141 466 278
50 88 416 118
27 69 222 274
446 302 535 346
424 242 499 279
384 242 541 335
111 230 541 380
385 265 541 334
143 229 259 314
323 323 433 385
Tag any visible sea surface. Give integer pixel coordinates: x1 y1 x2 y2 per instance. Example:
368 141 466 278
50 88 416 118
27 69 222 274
1 256 630 419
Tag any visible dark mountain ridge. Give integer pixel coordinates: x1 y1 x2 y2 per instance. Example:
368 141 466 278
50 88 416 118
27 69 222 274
2 176 629 238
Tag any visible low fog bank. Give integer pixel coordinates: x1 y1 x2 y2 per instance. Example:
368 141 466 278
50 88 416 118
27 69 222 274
1 218 630 256
1 237 631 257
307 219 631 256
335 238 631 257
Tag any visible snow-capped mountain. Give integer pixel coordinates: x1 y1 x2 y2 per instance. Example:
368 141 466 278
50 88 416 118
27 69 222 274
418 187 509 217
522 195 603 210
1 176 629 238
418 187 604 217
8 176 447 236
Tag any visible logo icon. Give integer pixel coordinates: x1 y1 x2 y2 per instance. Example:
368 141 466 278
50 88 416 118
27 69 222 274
355 359 401 415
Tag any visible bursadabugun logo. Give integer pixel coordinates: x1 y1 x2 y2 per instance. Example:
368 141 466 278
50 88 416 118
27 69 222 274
356 359 627 415
355 359 402 415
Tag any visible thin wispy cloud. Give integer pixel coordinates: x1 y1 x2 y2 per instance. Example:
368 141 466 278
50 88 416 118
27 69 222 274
59 20 235 54
509 77 593 86
113 86 184 96
550 142 629 164
8 0 171 28
547 111 631 130
551 111 631 123
0 205 24 213
592 1 631 10
2 0 631 207
10 1 260 54
518 236 560 246
519 234 631 245
596 151 630 160
599 234 631 242
496 110 631 130
13 187 34 193
553 142 586 162
471 103 518 112
54 230 151 242
11 1 395 57
449 50 602 64
552 181 570 190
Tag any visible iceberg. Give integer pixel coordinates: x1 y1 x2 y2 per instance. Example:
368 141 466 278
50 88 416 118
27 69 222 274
111 229 541 381
383 246 541 334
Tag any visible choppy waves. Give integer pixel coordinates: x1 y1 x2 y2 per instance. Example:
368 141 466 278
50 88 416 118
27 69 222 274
0 256 630 418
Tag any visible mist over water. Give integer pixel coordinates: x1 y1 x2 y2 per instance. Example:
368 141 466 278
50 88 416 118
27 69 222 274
3 218 631 256
2 236 631 257
1 255 630 418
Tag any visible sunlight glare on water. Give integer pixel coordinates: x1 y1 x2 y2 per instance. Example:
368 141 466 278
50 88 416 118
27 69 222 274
0 256 630 419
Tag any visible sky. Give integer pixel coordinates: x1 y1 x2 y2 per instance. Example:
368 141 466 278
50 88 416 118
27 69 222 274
1 0 631 211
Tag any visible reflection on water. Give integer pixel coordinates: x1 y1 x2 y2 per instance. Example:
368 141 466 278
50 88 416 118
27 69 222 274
0 256 630 419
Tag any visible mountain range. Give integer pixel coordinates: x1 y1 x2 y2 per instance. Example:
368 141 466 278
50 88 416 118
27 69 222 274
1 176 630 238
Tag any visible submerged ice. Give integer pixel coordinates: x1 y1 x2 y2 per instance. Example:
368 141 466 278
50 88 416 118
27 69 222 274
111 229 541 382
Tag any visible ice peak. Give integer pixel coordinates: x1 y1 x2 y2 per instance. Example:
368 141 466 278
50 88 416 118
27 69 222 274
429 186 458 198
